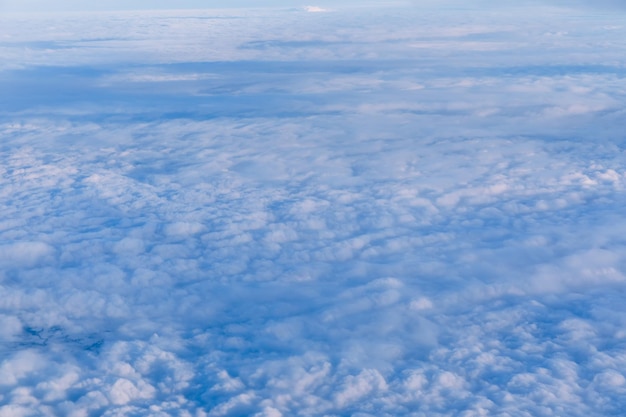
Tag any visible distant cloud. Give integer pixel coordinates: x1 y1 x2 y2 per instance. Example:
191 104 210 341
555 0 626 9
304 5 328 12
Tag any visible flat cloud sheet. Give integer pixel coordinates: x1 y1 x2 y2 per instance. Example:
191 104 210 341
1 2 626 416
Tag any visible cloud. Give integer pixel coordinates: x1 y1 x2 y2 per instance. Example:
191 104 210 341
304 6 328 12
553 0 626 9
1 2 626 416
0 242 55 268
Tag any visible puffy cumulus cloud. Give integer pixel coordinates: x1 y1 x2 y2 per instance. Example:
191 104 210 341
0 241 55 268
1 1 626 416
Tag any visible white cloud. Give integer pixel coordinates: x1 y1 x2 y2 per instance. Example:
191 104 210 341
335 369 388 407
108 378 156 405
0 351 44 387
0 242 54 268
1 2 626 416
304 6 328 13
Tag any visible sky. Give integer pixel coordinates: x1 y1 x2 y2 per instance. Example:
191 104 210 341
0 0 374 12
0 0 276 11
1 1 626 416
1 0 625 13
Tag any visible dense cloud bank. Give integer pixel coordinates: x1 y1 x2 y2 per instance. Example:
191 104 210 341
1 3 626 416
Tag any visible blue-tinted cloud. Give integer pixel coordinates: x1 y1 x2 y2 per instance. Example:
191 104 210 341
1 2 626 416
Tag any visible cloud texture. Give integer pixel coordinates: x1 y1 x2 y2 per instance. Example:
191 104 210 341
1 2 626 416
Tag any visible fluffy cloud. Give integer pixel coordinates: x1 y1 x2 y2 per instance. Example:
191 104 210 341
1 1 626 416
304 6 328 13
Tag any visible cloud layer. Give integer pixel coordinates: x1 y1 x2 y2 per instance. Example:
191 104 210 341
1 2 626 416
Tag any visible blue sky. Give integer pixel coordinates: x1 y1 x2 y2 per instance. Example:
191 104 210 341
1 1 626 416
0 0 251 12
2 0 624 12
0 0 375 12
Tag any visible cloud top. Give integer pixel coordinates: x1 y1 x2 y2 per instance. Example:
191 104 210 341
304 5 328 12
1 3 626 416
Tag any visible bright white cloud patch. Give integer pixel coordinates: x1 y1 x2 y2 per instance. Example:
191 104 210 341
304 6 328 12
1 2 626 416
